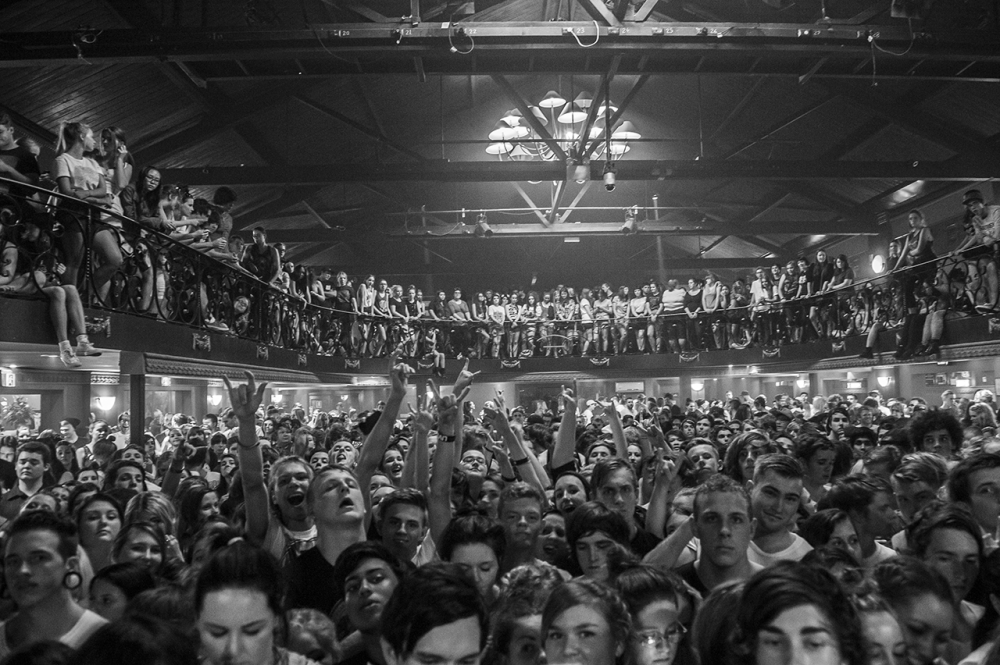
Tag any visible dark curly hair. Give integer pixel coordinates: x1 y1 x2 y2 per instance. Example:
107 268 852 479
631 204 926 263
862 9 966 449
907 408 963 457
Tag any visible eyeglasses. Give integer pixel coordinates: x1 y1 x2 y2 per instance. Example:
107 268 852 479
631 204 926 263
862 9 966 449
635 624 687 651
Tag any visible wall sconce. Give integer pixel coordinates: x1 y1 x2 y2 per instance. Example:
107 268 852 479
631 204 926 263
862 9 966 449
208 394 223 407
877 376 892 388
690 381 704 392
796 378 807 389
271 393 283 405
95 396 116 411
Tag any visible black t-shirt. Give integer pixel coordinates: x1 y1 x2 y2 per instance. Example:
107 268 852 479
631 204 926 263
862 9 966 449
334 284 355 315
285 546 341 615
812 261 835 293
431 299 449 319
675 560 709 596
0 145 40 200
630 526 661 558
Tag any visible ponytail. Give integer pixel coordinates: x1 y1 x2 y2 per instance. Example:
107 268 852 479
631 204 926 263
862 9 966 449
55 121 90 155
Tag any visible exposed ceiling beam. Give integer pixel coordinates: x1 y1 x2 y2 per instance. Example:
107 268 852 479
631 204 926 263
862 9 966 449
5 24 994 68
633 0 661 22
821 81 1000 159
132 81 314 165
490 74 567 163
374 219 877 240
575 0 622 25
234 186 329 231
158 156 1000 186
291 94 427 162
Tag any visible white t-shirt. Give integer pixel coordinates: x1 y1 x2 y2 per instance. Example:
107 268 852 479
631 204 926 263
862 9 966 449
53 154 103 191
748 534 812 567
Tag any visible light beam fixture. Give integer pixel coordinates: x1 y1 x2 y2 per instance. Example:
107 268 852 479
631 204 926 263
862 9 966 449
476 212 493 238
621 206 637 235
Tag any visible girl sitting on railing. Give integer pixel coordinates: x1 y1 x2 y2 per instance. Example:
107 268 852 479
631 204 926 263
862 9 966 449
0 216 100 366
53 122 118 297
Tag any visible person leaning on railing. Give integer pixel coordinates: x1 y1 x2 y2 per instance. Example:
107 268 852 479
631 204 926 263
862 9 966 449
963 189 1000 313
892 209 936 360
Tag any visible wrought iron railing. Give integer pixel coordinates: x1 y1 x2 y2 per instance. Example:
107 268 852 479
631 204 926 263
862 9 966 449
0 175 991 360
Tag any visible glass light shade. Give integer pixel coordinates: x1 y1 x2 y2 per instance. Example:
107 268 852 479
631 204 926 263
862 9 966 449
488 121 521 141
609 141 630 156
528 106 548 126
508 144 534 161
612 121 641 139
486 142 513 155
596 100 618 115
557 102 587 124
871 254 885 273
574 92 593 108
501 108 523 126
95 396 116 411
538 90 566 108
589 118 607 139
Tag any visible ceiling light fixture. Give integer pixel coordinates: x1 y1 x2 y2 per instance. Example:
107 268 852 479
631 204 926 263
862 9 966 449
484 90 640 170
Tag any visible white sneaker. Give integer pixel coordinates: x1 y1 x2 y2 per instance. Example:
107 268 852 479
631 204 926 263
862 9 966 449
206 318 230 332
59 348 82 367
76 340 102 357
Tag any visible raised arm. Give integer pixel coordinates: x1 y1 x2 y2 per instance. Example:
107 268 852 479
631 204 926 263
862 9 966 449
428 380 470 547
224 371 271 544
603 400 629 460
551 386 579 470
485 392 550 492
355 351 410 516
645 452 681 538
401 402 433 493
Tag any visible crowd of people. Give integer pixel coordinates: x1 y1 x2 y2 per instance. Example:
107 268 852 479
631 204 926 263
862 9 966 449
2 355 1000 664
2 114 1000 366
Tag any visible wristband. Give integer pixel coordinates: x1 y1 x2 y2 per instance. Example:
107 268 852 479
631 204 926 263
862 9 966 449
440 434 457 443
513 457 530 466
501 474 517 483
238 440 261 450
169 461 184 473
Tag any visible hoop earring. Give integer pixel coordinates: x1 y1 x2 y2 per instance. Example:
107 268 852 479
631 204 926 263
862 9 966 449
63 571 83 591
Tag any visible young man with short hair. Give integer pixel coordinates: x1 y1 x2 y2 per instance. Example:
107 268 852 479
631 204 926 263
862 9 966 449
591 458 660 556
889 452 948 551
378 488 430 565
684 439 720 485
676 474 761 594
746 454 812 567
0 113 40 202
819 474 898 567
0 442 50 520
381 563 488 665
497 482 544 574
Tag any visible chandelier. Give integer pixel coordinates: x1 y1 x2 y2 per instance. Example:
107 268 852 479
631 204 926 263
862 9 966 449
485 90 641 163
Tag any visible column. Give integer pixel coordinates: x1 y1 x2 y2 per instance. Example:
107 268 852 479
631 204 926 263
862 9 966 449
192 383 208 419
129 374 145 448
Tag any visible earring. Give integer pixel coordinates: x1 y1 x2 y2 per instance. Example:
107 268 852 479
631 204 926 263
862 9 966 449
63 571 83 591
